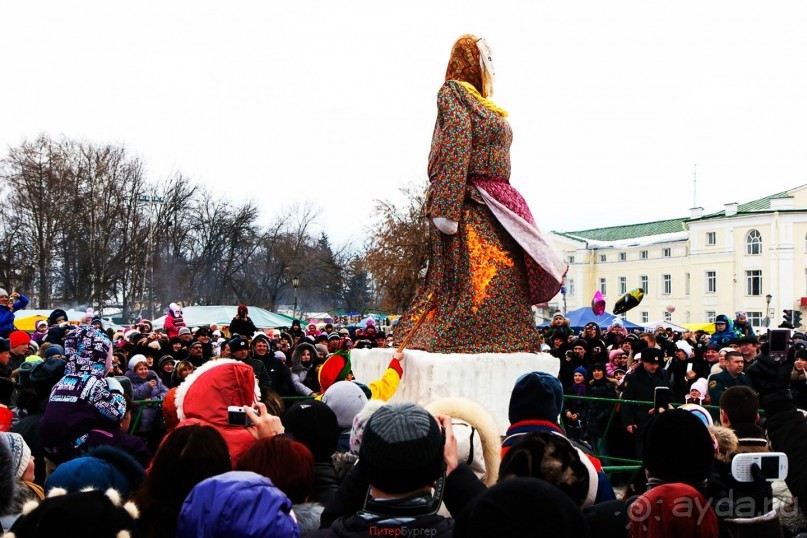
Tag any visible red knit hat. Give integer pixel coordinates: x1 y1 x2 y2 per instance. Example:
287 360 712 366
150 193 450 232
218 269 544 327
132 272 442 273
9 330 31 349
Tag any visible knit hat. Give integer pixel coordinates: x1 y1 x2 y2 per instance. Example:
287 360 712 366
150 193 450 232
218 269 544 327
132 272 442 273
689 378 709 399
45 446 145 498
29 357 67 397
177 471 299 538
157 355 176 369
508 372 564 424
238 304 248 313
8 488 141 538
43 344 65 359
16 359 42 389
715 314 730 325
573 366 588 381
281 400 339 463
358 403 445 494
643 409 715 485
679 403 714 427
609 349 625 362
0 432 33 479
178 327 192 336
170 302 182 315
349 399 386 455
0 338 8 353
591 363 606 373
0 288 6 297
675 340 693 357
9 330 31 349
321 381 368 429
127 354 148 372
35 319 48 329
327 332 340 341
318 350 352 393
453 478 589 538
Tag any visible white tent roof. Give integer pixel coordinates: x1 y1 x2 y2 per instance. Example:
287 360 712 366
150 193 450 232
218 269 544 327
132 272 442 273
151 305 293 329
640 320 690 332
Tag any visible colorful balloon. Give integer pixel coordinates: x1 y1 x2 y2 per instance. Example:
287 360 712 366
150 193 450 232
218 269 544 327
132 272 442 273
613 288 645 315
666 305 676 313
591 290 606 316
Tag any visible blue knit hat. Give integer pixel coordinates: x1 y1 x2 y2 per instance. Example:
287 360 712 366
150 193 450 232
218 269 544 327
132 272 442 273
508 372 564 424
45 446 145 498
573 366 588 381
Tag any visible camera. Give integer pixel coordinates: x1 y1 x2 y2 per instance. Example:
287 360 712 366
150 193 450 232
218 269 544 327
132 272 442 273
227 405 257 426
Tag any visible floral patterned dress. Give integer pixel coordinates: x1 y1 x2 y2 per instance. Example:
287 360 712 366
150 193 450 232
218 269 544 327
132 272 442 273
395 81 567 354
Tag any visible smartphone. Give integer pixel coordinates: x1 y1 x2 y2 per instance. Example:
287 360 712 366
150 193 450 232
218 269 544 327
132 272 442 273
686 362 693 373
653 386 670 414
731 452 788 482
227 405 255 426
768 329 790 363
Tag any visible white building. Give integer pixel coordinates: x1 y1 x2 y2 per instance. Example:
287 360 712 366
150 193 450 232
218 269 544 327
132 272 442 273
545 184 807 332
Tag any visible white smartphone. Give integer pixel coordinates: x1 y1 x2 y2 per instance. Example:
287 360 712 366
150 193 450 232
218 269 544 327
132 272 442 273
686 363 694 373
731 452 788 482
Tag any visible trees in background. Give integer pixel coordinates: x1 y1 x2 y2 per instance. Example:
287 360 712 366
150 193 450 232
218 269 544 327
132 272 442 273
0 135 428 321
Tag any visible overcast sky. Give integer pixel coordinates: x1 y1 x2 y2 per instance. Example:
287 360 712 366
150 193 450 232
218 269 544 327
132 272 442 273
3 1 807 248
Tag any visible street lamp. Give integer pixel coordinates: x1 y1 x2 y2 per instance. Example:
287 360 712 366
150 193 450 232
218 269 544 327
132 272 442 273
292 276 300 319
763 293 773 327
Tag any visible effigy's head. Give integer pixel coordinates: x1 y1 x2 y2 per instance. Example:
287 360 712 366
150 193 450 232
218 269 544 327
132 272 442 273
445 34 495 98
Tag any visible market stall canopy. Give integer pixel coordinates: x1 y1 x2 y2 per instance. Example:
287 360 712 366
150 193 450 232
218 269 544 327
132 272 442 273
538 306 643 331
152 306 295 330
641 320 690 333
683 322 716 333
14 308 99 331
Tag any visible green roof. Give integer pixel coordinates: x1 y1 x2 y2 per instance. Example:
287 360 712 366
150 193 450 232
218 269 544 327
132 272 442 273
555 218 688 242
554 184 807 240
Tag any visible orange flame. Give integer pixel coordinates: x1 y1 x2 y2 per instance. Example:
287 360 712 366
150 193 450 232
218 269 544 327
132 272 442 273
467 226 513 312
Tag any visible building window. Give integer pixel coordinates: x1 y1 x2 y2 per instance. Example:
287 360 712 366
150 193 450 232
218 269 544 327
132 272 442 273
619 252 627 261
746 230 762 255
706 271 716 293
706 232 716 246
619 276 627 295
706 311 716 323
662 248 671 257
662 274 671 295
599 278 607 295
600 254 607 262
568 278 575 297
746 270 762 296
664 311 672 322
640 275 648 294
568 255 575 264
640 250 648 259
641 311 649 323
685 273 690 295
747 311 763 327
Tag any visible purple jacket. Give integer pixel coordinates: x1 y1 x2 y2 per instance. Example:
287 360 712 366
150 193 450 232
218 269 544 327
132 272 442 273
125 369 168 432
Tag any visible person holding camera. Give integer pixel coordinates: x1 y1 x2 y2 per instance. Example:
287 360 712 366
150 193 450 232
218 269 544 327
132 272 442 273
0 290 28 339
620 348 670 457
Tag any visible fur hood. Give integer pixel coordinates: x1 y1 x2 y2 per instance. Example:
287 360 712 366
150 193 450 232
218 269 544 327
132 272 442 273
174 358 261 422
708 424 739 463
292 501 324 535
425 397 501 486
291 342 318 373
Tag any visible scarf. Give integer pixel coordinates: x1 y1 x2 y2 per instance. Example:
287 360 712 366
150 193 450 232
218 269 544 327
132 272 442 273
454 80 509 117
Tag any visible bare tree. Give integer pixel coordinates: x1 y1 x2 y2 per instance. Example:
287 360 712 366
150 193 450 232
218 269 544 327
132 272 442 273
363 182 430 312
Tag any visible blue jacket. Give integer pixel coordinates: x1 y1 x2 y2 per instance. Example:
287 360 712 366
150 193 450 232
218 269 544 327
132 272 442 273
177 471 300 538
0 294 29 337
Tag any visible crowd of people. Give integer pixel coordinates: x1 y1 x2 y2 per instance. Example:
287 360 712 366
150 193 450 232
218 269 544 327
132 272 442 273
1 291 807 536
